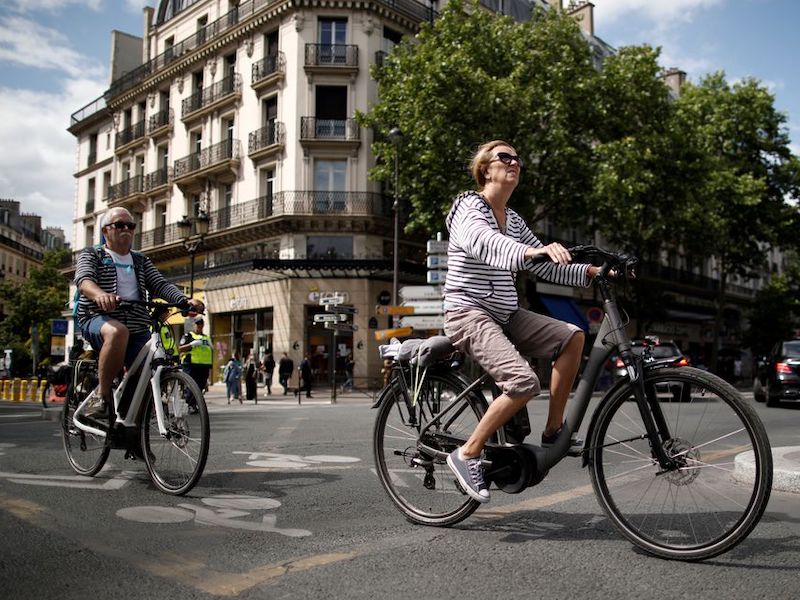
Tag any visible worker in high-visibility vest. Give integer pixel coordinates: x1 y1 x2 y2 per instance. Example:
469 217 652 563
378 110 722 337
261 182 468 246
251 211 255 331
179 317 212 413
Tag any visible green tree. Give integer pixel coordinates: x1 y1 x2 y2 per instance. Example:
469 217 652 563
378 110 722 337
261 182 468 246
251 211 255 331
742 262 800 358
359 1 599 233
675 73 800 369
0 248 71 372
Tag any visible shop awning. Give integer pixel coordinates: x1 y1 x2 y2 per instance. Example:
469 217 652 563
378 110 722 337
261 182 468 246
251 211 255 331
539 294 589 331
252 258 426 280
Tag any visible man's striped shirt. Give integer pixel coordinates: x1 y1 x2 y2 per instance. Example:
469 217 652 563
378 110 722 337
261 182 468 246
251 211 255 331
443 191 590 324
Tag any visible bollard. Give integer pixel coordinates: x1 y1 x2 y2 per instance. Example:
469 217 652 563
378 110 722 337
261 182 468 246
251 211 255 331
12 379 22 402
38 380 48 404
0 379 8 401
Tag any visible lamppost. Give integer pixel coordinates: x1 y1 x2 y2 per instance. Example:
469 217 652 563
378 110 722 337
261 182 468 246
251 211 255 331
177 211 210 298
388 127 403 310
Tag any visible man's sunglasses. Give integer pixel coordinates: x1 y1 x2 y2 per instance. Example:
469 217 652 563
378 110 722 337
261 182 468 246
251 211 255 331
492 152 524 169
107 221 137 231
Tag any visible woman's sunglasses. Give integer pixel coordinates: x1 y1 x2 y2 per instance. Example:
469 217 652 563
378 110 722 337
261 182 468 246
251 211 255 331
492 152 524 169
107 221 137 231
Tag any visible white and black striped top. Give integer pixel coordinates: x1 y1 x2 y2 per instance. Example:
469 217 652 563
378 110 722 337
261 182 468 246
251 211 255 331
443 191 590 324
74 245 188 334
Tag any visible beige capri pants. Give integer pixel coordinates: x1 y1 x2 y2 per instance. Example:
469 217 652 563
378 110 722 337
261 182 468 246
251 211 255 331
443 307 582 398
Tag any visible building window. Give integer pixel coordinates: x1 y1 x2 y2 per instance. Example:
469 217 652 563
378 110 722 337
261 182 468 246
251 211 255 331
307 236 353 259
318 17 347 64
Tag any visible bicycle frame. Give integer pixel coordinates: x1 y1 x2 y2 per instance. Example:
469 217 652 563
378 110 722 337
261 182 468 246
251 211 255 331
72 329 178 439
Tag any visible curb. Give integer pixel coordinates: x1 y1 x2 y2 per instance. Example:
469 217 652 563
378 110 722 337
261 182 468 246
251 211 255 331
734 446 800 494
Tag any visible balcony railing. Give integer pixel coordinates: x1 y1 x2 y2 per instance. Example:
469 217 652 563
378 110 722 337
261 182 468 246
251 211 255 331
181 74 241 118
300 117 360 141
304 44 358 67
85 200 95 214
70 94 107 128
144 167 172 191
134 222 183 249
252 52 286 85
108 175 144 201
248 122 285 154
115 120 146 149
173 139 240 179
147 108 173 134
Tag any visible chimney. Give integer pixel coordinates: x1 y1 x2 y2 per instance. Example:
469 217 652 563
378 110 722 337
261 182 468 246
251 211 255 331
567 2 594 36
663 68 687 97
143 6 154 62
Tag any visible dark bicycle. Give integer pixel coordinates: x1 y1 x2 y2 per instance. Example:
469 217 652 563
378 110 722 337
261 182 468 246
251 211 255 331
372 245 772 561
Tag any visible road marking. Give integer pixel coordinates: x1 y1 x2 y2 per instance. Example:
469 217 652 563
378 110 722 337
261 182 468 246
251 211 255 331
233 451 360 469
0 469 134 490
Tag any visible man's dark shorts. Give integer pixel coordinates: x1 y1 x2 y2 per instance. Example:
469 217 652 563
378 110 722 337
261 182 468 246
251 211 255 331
80 314 150 368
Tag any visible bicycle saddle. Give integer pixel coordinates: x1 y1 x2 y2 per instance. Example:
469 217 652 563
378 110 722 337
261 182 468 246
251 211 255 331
396 336 456 367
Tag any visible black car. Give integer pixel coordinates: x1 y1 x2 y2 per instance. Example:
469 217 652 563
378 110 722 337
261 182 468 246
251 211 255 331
612 337 690 380
753 339 800 406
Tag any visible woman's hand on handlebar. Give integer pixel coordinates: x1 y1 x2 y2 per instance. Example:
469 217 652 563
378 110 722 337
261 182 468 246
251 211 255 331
525 242 572 264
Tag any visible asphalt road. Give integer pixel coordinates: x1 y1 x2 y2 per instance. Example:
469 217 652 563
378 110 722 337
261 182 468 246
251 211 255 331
1 393 799 600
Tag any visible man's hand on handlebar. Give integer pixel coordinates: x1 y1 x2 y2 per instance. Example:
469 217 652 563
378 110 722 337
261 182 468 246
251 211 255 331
93 292 120 312
187 298 205 315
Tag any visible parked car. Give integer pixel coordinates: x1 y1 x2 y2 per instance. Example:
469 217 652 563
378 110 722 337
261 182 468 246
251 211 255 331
612 337 690 380
753 339 800 406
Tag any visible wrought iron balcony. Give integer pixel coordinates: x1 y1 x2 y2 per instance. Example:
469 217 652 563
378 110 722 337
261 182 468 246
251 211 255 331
143 167 172 194
108 175 144 203
248 122 285 159
115 120 146 152
300 117 360 141
304 44 359 71
173 139 241 184
85 200 95 214
147 108 173 136
251 52 285 91
181 74 241 121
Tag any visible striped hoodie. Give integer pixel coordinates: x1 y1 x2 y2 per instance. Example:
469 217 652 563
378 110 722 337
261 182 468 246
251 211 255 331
443 191 590 324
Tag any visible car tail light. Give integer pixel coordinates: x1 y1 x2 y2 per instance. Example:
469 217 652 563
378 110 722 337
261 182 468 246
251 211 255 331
674 357 689 367
615 357 624 368
776 362 792 374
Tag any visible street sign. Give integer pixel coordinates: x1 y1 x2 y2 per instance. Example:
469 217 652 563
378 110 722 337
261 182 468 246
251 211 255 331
426 240 449 254
326 304 358 315
51 319 69 336
404 300 444 315
375 305 415 316
427 271 447 284
314 313 348 323
426 255 448 269
325 322 358 332
400 315 444 330
374 327 413 341
399 285 442 301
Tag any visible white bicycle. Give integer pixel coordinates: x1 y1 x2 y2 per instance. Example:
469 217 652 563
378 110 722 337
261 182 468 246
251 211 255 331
62 301 209 495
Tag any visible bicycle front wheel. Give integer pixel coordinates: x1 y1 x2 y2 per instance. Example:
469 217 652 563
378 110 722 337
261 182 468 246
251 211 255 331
141 370 209 495
589 367 772 560
62 367 109 477
373 370 487 526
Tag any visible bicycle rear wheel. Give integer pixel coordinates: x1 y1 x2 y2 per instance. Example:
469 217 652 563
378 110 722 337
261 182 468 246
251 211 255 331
141 370 209 495
373 370 487 526
62 363 110 477
589 367 772 560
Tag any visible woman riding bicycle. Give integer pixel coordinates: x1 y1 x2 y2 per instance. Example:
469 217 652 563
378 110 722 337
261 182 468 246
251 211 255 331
443 140 603 503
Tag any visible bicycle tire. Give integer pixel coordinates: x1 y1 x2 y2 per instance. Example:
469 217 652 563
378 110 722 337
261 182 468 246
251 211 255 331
373 370 487 526
41 383 52 408
141 370 209 495
62 364 110 477
588 367 772 560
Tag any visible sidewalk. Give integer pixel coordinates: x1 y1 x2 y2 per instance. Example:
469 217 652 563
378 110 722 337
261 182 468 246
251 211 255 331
203 382 377 408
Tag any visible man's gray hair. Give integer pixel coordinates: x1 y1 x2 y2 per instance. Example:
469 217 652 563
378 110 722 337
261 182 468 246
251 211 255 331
100 207 134 229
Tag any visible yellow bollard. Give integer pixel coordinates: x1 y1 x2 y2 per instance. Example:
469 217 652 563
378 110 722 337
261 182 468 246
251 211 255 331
38 380 47 404
0 380 7 401
12 379 21 402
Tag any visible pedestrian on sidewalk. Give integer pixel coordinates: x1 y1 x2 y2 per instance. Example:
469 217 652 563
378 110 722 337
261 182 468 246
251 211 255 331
341 354 354 392
278 352 294 395
223 352 243 404
299 352 313 398
244 349 259 402
262 352 276 396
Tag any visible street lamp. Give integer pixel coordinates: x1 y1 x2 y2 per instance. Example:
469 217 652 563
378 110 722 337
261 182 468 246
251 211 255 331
388 127 403 310
177 211 209 298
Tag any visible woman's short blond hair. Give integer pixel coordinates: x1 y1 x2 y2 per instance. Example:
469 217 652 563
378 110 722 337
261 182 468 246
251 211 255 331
469 139 515 189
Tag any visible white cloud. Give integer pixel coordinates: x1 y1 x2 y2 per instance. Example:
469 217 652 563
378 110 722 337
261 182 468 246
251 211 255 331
0 76 106 239
6 0 103 11
590 0 724 28
0 15 104 79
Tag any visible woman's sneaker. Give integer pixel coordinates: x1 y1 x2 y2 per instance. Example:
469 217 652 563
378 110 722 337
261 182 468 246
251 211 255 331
447 449 490 503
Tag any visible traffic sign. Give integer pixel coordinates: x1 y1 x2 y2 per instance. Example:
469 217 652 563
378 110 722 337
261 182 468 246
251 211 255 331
427 271 447 284
426 240 449 254
374 327 413 341
326 304 358 315
314 313 348 323
426 255 448 269
400 285 442 301
400 315 444 330
375 305 415 316
325 322 358 331
404 300 443 315
319 296 345 306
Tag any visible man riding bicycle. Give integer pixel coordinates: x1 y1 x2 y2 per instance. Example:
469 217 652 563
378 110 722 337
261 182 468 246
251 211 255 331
74 207 204 416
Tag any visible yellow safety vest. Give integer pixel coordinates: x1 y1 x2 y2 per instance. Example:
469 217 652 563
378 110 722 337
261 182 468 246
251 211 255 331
158 324 175 356
182 332 213 365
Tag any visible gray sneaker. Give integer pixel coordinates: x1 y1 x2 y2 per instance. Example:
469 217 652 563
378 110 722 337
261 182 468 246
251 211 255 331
447 449 490 503
84 392 107 418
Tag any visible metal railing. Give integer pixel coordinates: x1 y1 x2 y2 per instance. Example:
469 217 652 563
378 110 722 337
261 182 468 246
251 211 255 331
70 95 107 127
108 175 144 201
300 117 360 141
248 122 285 153
304 44 358 67
115 120 146 148
173 139 240 179
251 52 285 84
144 167 171 191
181 74 241 117
134 222 183 249
147 108 173 133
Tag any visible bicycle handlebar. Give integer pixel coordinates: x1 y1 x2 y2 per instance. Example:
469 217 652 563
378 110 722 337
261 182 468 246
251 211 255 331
529 244 638 280
117 299 203 316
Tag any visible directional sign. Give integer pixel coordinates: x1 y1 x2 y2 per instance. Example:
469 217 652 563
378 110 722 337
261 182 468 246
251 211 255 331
375 305 415 316
374 327 413 341
400 315 444 330
326 304 358 315
426 255 448 269
404 300 443 315
314 313 348 323
427 271 447 284
426 240 449 254
399 285 442 301
325 322 358 332
319 296 344 306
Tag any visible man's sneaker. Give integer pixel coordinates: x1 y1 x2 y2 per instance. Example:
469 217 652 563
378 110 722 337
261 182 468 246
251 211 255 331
541 424 583 456
84 393 107 418
447 448 490 503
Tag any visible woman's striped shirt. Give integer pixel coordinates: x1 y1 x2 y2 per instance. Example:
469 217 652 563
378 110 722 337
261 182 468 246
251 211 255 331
443 191 590 324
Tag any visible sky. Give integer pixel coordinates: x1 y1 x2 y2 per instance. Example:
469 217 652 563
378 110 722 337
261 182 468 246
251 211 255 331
0 0 797 243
